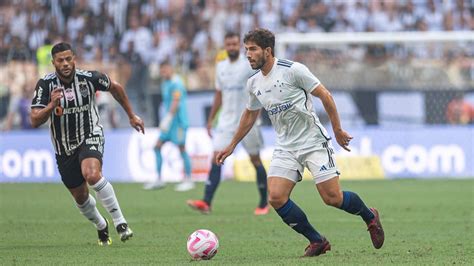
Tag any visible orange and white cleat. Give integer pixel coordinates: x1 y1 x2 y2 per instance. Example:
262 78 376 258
186 199 211 214
254 205 270 216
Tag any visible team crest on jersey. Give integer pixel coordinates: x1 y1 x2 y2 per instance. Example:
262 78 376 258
64 88 76 101
79 81 89 97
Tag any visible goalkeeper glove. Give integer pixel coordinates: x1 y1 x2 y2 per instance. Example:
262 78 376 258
159 113 173 132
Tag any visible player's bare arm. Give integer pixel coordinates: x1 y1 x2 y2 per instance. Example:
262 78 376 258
206 90 222 137
168 92 181 115
108 80 145 134
216 108 259 164
311 84 353 151
30 88 63 128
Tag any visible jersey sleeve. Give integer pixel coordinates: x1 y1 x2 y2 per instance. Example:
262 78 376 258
172 79 185 99
292 62 321 93
31 79 50 109
90 71 111 92
246 80 262 110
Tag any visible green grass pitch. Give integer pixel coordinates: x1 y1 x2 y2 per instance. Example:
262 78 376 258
1 179 473 265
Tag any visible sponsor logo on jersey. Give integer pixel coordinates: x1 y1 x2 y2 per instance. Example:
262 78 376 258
267 102 293 116
64 88 75 101
85 137 102 145
99 78 109 88
35 87 43 104
76 69 92 77
62 104 90 115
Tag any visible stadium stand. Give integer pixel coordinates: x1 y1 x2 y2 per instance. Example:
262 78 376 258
0 0 472 129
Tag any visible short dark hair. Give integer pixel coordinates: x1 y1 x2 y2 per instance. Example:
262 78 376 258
51 42 74 57
243 28 275 56
160 59 171 67
224 31 240 40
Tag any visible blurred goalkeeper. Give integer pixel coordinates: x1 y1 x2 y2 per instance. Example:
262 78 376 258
216 29 385 257
30 42 144 246
144 61 194 191
187 32 268 215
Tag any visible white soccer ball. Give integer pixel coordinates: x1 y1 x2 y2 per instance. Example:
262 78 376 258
186 229 219 260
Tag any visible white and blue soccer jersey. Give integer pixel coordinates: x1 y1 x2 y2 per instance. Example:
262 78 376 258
246 58 331 151
215 56 256 131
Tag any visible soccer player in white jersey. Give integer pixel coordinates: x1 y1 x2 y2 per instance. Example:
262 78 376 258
187 32 269 215
216 29 385 257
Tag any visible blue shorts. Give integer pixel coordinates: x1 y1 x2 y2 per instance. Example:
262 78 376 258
159 125 187 145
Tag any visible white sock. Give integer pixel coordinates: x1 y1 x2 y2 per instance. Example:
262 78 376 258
76 194 107 230
92 177 127 227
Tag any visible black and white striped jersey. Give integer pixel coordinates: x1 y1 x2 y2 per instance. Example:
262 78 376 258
31 69 111 156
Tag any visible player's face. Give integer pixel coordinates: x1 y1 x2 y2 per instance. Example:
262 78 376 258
224 36 240 61
160 64 173 80
52 50 76 80
245 41 266 70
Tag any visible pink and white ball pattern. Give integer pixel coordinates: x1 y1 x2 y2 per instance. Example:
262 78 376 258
186 229 219 260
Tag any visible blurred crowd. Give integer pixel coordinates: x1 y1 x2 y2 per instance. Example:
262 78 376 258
0 0 473 130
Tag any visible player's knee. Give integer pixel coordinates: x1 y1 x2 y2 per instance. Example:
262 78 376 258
268 192 288 209
83 168 101 185
322 190 343 207
249 155 262 167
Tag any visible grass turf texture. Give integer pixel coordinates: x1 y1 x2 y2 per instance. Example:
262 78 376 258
0 179 473 265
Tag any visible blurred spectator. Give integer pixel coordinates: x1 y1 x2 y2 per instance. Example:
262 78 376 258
3 85 34 131
120 16 152 62
445 94 474 124
0 0 472 129
7 36 31 62
124 40 148 112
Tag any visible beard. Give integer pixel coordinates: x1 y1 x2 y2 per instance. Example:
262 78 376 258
56 67 74 81
252 56 265 70
227 50 239 61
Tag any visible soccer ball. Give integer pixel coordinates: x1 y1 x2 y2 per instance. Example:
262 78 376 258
186 229 219 260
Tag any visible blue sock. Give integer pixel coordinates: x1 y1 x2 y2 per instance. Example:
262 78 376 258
339 191 375 224
255 164 268 208
276 199 323 243
180 151 192 179
203 163 221 205
154 148 162 180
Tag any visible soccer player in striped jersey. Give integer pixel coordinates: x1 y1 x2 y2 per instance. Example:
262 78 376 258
187 32 269 215
216 29 384 257
30 42 144 246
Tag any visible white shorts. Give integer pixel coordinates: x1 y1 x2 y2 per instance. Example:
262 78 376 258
213 124 263 155
268 141 340 184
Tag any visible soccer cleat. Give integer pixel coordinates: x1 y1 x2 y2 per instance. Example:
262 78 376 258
367 207 385 249
303 237 331 257
143 180 166 190
254 205 270 215
174 181 195 192
186 199 211 214
97 218 112 246
116 223 133 242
